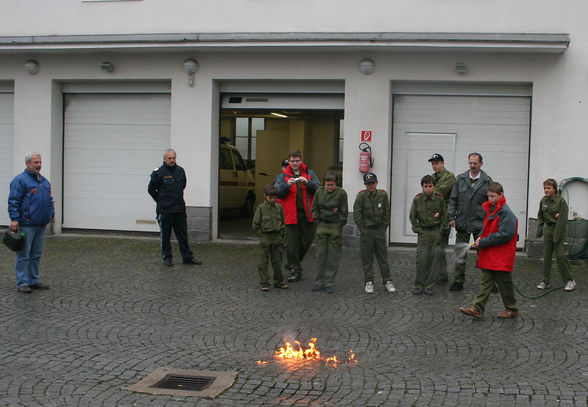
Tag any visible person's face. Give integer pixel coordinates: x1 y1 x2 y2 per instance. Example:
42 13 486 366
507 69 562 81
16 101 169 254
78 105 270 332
288 156 302 172
164 152 177 167
365 181 378 192
430 161 445 174
422 182 435 196
468 155 482 175
487 191 503 205
265 194 277 203
26 155 42 175
543 184 557 198
325 180 337 193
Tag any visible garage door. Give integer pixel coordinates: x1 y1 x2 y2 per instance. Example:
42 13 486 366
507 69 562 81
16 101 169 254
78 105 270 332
63 92 170 231
391 84 531 248
0 87 14 226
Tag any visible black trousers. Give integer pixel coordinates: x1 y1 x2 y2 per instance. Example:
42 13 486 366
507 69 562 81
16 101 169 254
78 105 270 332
158 212 193 260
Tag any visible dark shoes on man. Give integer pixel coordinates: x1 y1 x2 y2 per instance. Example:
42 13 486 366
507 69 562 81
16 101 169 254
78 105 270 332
459 305 483 319
497 309 518 319
183 257 202 265
17 282 50 294
449 282 464 291
163 258 173 267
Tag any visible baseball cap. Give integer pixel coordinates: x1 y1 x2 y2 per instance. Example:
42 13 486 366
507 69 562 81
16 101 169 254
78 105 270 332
281 159 289 167
428 153 444 162
363 173 378 183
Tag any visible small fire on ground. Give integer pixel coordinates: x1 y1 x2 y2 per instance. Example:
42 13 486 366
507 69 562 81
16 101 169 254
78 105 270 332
256 338 357 366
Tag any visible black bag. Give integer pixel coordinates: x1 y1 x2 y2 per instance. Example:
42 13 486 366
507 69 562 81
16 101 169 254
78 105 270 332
3 230 25 252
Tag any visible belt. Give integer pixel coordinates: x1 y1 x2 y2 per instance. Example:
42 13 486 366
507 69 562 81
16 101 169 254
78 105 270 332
421 225 440 230
364 225 382 230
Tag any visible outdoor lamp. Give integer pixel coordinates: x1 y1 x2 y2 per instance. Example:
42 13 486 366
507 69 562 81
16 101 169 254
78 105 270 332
24 60 40 75
359 58 375 75
183 59 199 86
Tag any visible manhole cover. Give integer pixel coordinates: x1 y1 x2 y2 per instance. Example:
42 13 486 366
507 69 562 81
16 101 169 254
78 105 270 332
123 368 237 398
151 374 215 391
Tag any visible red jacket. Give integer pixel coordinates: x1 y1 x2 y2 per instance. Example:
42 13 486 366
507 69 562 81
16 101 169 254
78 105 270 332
476 196 518 272
274 163 320 225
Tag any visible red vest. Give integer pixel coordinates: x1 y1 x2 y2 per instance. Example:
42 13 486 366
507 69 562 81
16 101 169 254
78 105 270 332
280 163 315 225
476 197 517 272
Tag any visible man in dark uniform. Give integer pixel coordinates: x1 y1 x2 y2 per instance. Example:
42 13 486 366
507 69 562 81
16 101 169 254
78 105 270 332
148 149 202 267
447 152 492 291
429 153 455 284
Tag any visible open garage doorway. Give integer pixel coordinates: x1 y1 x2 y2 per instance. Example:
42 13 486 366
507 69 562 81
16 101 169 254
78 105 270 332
218 96 344 239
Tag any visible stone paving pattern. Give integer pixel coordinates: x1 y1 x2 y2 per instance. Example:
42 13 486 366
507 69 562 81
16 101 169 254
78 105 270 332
0 236 587 407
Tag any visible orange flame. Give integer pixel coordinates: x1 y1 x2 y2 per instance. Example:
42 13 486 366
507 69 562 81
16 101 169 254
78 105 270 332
272 337 358 366
256 360 269 365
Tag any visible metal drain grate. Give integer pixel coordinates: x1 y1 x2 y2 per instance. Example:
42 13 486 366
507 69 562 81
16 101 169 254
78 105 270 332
150 374 215 391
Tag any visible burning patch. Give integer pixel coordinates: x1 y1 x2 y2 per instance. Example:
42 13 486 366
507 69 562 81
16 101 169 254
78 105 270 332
268 337 357 366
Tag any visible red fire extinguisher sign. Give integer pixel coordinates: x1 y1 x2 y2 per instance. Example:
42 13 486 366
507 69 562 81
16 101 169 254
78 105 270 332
361 131 372 142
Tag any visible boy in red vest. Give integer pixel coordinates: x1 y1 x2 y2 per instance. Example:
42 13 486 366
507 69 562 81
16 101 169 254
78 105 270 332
459 182 519 319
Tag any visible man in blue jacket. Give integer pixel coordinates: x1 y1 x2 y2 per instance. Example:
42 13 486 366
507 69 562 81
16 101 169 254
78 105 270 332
148 149 201 267
8 151 54 294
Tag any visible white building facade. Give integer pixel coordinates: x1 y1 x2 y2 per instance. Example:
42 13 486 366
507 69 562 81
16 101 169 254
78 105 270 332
0 0 586 245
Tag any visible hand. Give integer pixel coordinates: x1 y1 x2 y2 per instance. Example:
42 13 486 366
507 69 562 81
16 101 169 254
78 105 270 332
471 238 481 248
298 176 308 184
449 220 456 228
9 220 19 232
287 177 297 186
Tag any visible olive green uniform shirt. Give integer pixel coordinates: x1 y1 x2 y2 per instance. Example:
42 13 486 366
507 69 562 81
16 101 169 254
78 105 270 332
432 168 455 206
536 194 568 243
252 200 285 238
312 186 348 226
409 192 448 234
353 189 390 230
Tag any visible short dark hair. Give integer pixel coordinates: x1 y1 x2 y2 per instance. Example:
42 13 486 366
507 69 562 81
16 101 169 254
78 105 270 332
264 184 278 196
468 152 483 163
287 149 302 159
487 181 503 194
543 178 557 190
323 171 338 183
421 175 435 186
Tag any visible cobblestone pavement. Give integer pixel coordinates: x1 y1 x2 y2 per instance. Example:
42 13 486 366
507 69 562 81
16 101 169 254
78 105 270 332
0 235 587 407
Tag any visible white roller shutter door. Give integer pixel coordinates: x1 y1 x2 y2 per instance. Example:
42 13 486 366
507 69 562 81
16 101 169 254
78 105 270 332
63 93 170 231
0 90 14 226
391 90 531 247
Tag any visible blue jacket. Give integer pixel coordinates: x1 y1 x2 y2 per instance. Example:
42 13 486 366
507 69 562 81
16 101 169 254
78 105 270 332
8 170 55 226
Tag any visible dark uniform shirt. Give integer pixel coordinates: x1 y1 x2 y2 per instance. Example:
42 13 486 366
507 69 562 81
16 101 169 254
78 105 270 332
536 194 568 242
148 163 187 214
409 191 448 234
312 186 348 225
353 189 390 230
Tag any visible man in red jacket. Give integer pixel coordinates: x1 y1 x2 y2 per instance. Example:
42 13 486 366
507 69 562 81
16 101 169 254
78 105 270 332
459 182 519 319
274 149 321 282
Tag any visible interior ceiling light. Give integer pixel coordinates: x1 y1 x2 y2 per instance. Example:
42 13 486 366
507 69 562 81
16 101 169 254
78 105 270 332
270 112 288 118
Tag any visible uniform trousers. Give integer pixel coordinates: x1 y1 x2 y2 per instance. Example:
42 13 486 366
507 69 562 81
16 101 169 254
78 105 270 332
286 210 315 272
360 227 391 283
158 212 193 261
314 222 342 289
473 269 518 314
453 230 479 284
415 228 443 290
542 224 573 284
257 232 283 286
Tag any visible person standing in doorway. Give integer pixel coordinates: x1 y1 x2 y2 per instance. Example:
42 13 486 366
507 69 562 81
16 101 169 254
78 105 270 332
148 149 202 267
429 153 455 284
8 151 54 294
447 152 492 291
274 149 321 282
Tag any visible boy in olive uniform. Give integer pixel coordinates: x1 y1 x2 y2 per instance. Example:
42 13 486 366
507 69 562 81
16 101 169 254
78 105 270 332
409 175 448 295
311 172 348 293
353 173 396 294
535 178 576 291
252 185 288 291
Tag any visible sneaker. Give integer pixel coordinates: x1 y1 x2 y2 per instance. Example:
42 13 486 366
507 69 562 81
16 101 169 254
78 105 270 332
17 286 32 294
274 282 288 289
163 258 173 267
497 309 519 319
411 287 423 295
183 257 202 265
536 282 551 290
423 288 434 296
564 280 576 292
449 282 463 291
385 281 396 293
30 282 50 290
261 285 270 292
364 281 374 294
325 287 334 294
287 271 302 282
459 305 483 319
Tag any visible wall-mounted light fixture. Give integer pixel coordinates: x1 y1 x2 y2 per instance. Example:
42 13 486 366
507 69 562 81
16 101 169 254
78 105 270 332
455 62 467 74
183 59 199 86
24 60 40 75
100 62 113 72
359 58 375 75
270 112 288 118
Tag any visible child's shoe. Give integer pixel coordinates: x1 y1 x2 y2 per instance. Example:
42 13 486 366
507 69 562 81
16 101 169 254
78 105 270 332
364 281 374 294
274 282 288 289
564 280 576 291
536 282 551 290
261 285 270 291
385 280 396 293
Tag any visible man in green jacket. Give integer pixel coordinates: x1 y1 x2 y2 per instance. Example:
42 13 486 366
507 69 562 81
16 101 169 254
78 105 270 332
311 172 348 293
429 153 455 284
447 153 492 291
353 173 396 294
